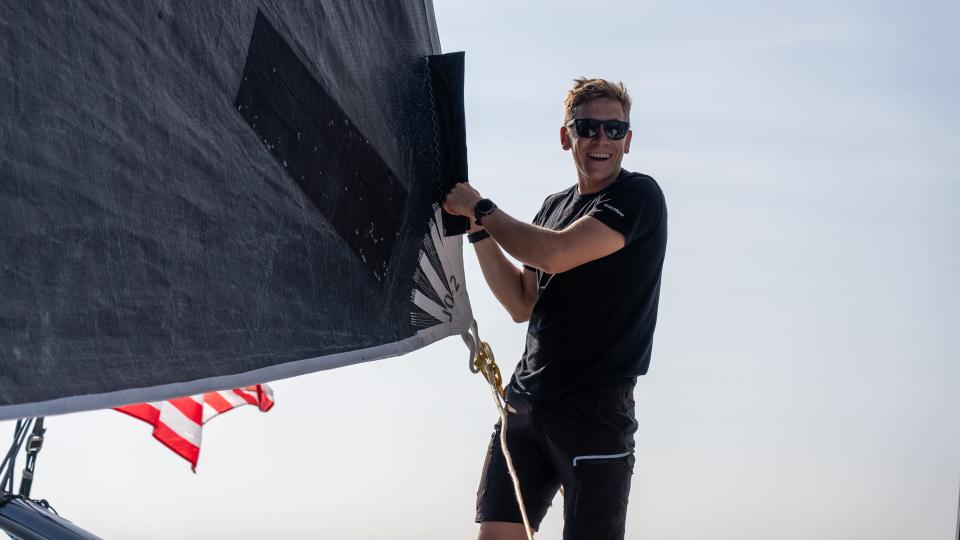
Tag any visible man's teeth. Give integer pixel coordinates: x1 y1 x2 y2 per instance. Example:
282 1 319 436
588 153 611 159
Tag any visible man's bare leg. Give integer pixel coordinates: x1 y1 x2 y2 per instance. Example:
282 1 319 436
477 521 532 540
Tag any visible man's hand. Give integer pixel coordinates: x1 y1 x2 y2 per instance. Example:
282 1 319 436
442 181 482 219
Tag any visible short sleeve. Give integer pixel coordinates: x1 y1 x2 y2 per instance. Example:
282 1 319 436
523 198 551 271
587 175 665 245
531 202 548 227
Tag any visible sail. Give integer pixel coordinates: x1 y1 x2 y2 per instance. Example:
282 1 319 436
0 2 471 421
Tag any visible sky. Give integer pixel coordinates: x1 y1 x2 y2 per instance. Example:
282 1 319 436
3 1 959 538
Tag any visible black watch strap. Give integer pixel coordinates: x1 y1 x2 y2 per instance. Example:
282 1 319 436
467 229 491 244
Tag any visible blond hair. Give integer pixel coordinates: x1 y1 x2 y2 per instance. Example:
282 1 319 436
562 77 632 124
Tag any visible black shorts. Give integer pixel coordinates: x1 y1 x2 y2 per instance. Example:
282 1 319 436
475 382 638 539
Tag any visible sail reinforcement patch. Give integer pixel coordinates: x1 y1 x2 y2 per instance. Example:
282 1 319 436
235 12 407 282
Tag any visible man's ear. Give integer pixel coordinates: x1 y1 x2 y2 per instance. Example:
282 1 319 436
623 130 633 154
560 126 572 150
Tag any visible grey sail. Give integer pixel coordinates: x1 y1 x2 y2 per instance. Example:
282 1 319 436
0 2 472 421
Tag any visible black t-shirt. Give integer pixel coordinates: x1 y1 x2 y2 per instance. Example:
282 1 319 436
511 169 667 400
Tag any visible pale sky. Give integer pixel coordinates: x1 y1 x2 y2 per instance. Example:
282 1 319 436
4 1 959 538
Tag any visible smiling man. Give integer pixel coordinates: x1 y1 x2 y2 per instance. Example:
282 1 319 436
443 78 667 540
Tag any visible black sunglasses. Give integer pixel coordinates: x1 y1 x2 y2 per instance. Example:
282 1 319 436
566 118 630 140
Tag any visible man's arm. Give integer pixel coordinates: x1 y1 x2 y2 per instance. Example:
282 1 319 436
470 225 540 323
443 182 625 276
480 209 624 275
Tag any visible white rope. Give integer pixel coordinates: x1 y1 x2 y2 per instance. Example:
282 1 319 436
464 321 534 540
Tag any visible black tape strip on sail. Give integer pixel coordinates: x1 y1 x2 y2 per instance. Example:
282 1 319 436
234 11 407 282
426 51 470 237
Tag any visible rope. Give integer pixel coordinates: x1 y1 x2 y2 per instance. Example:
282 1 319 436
464 321 534 540
472 341 503 397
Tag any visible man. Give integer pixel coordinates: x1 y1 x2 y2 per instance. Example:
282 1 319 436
442 78 667 540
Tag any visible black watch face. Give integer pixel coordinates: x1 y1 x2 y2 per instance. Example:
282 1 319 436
476 199 495 214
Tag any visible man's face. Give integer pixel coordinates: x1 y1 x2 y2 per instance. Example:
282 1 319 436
560 97 632 191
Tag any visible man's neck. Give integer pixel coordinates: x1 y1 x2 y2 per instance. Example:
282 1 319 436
577 169 621 195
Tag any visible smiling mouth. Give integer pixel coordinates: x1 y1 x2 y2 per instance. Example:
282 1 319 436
588 153 612 161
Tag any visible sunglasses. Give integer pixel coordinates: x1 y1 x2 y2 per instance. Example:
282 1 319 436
566 118 630 140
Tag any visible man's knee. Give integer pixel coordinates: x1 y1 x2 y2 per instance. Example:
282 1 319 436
478 521 532 540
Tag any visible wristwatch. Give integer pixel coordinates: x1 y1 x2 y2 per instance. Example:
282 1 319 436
473 198 497 225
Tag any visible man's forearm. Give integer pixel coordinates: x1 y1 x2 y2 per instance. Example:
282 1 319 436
481 209 562 274
472 232 535 322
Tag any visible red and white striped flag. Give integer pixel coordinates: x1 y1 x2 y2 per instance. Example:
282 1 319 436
115 384 275 470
